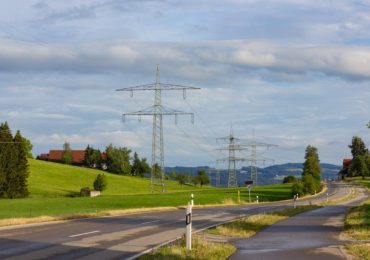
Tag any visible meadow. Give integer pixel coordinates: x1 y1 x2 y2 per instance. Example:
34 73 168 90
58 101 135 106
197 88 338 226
0 159 293 222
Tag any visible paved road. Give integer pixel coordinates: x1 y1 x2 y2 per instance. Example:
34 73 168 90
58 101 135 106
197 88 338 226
0 182 353 259
230 184 369 260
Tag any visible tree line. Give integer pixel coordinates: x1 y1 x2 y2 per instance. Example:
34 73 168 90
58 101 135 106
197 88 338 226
60 143 151 177
0 122 30 198
169 170 210 187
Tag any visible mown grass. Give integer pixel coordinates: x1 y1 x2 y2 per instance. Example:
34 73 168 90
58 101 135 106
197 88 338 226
344 178 370 259
139 235 236 260
0 159 294 223
28 159 200 197
208 205 320 238
345 244 370 260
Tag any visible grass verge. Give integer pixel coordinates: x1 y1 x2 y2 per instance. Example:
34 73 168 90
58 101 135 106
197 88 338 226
140 206 320 259
208 205 320 238
345 244 370 260
139 235 236 260
343 179 370 259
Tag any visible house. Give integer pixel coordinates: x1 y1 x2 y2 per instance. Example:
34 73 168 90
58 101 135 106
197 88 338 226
38 150 85 165
38 150 107 167
339 158 352 179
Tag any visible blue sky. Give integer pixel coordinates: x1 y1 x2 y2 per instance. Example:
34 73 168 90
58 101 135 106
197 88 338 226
1 0 370 166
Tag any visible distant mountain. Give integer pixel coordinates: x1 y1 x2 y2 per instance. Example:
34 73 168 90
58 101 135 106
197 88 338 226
166 163 341 186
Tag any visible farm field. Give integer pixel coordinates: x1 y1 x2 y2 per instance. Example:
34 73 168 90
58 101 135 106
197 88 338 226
0 159 293 221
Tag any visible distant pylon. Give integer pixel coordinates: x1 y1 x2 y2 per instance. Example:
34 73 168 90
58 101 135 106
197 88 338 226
117 66 200 192
217 126 248 187
243 130 277 185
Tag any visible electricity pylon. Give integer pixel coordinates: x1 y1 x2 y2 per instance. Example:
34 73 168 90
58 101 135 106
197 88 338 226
243 130 277 185
217 126 248 187
116 66 200 192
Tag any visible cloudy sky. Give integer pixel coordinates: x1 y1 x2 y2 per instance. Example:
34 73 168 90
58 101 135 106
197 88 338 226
1 0 370 167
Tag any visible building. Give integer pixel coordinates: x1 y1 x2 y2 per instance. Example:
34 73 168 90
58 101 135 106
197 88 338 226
38 150 107 167
38 150 86 164
338 158 352 179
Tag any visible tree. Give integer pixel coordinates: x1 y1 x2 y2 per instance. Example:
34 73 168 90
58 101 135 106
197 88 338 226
291 180 304 197
62 142 73 164
0 123 29 198
22 137 33 158
84 145 101 168
196 170 210 187
105 144 131 174
350 155 369 179
131 152 150 177
168 170 177 180
175 174 188 186
349 136 368 158
283 175 296 184
295 145 321 195
93 174 107 191
12 131 29 198
0 122 15 198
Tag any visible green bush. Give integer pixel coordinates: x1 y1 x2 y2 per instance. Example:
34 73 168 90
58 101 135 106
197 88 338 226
93 174 107 192
291 180 304 197
80 187 91 197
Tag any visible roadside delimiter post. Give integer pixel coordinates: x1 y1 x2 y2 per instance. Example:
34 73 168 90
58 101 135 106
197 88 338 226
186 202 192 250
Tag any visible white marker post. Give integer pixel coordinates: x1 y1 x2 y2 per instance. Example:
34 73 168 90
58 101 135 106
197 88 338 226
186 203 192 251
191 193 194 206
293 194 297 208
326 192 329 203
256 195 259 204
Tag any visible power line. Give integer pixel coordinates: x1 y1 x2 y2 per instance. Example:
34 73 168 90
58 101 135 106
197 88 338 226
242 130 278 185
216 126 248 187
116 66 200 193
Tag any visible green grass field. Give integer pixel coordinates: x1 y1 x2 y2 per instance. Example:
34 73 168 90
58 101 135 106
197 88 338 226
344 177 370 259
0 159 293 221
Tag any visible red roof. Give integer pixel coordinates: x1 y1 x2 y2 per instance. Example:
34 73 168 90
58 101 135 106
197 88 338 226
48 150 85 164
343 159 352 167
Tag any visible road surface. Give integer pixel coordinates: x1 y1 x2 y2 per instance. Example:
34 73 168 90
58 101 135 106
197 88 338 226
230 184 369 260
0 182 356 259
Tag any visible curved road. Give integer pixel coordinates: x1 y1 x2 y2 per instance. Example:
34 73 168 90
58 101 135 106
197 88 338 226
0 182 359 259
230 183 369 260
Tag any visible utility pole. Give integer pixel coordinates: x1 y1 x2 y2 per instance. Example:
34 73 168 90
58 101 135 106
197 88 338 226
217 126 248 187
243 130 277 185
116 66 200 192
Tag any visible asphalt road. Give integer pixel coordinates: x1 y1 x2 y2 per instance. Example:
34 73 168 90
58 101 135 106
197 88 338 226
230 184 369 260
0 182 356 259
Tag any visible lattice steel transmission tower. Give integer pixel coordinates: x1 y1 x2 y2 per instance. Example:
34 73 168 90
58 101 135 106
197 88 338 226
217 126 248 187
116 66 200 192
244 131 277 185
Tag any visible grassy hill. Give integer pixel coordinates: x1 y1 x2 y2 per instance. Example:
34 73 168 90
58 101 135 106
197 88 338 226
28 159 199 197
0 159 294 222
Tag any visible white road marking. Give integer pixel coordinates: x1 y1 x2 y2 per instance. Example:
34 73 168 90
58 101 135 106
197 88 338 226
140 220 161 225
68 230 100 238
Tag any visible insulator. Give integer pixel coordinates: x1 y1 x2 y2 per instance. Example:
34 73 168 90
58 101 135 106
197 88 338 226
183 89 186 100
122 115 125 123
175 114 178 125
191 114 194 124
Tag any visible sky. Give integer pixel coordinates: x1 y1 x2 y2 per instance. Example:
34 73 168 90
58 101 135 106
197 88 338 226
1 0 370 167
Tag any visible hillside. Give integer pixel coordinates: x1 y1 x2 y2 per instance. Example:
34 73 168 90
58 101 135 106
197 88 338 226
167 163 341 186
28 159 200 197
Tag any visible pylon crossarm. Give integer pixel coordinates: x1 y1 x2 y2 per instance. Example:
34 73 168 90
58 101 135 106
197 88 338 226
217 145 248 151
116 83 200 92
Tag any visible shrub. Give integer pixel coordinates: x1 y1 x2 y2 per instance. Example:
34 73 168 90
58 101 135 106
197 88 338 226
80 187 91 197
93 174 107 192
291 180 304 197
